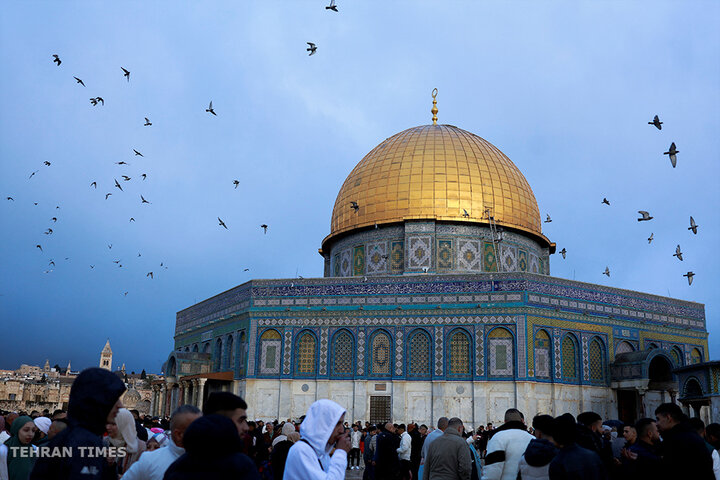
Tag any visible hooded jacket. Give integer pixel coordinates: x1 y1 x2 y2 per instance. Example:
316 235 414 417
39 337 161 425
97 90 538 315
283 399 347 480
517 438 559 480
163 414 259 480
30 367 126 480
481 421 534 480
122 436 185 480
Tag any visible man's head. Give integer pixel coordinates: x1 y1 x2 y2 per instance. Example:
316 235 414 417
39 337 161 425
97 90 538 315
437 416 449 431
419 424 427 435
504 408 525 424
5 412 18 428
552 413 577 448
532 414 554 440
635 418 659 444
203 392 248 436
352 424 359 431
48 419 68 440
52 410 66 420
622 424 637 444
170 404 202 448
706 423 720 447
397 424 406 434
688 417 706 438
328 413 346 446
654 403 685 433
447 417 464 435
407 423 416 432
577 411 603 433
384 422 395 434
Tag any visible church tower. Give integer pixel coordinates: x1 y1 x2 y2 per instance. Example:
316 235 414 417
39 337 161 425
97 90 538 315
100 340 113 371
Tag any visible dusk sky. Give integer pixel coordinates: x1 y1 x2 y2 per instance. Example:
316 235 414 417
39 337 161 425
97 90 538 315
1 1 718 374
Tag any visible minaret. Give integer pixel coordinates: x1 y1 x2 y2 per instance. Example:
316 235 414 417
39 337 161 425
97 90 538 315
100 340 113 371
44 359 50 371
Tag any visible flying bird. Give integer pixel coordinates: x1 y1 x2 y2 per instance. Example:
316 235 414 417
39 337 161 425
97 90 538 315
326 0 338 11
648 233 654 244
52 54 61 66
601 198 610 205
121 67 130 81
133 149 143 157
206 101 216 115
260 224 268 234
663 142 679 168
350 201 359 211
688 216 698 234
307 42 317 56
122 175 131 181
684 271 695 285
6 197 13 201
462 209 470 218
115 161 129 165
49 260 55 267
648 115 663 130
141 195 150 204
141 174 147 180
233 180 239 189
114 179 123 191
113 260 121 264
90 265 95 269
637 211 653 222
673 245 683 261
603 266 610 277
44 161 51 166
95 97 104 105
124 292 128 296
143 117 152 126
36 245 42 252
129 218 135 222
105 193 112 200
147 272 153 279
90 98 98 106
544 214 552 223
218 217 228 229
108 244 112 249
73 77 85 87
44 228 53 235
243 268 249 272
90 181 97 189
559 248 567 259
29 170 39 179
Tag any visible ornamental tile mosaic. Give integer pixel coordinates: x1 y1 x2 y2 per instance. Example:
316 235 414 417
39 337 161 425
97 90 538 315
408 330 431 376
529 254 539 274
437 240 453 270
259 339 281 375
448 331 471 375
457 240 481 271
517 316 527 378
534 330 551 379
588 339 604 381
283 330 292 375
483 241 498 272
553 329 562 379
357 330 365 375
395 330 404 375
390 241 404 274
319 328 328 375
371 332 391 375
367 242 388 274
500 245 518 272
435 326 444 376
297 333 316 374
489 338 513 376
408 236 432 269
353 246 366 276
518 250 527 272
332 331 353 375
581 335 590 381
333 254 341 277
475 325 484 376
340 250 351 277
562 335 578 379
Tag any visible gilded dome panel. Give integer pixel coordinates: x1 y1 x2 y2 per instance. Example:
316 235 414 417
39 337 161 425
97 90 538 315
325 125 546 248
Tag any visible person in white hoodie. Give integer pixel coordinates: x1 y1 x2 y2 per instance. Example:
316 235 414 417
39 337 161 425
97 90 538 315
284 399 351 480
396 424 412 480
121 405 201 480
349 424 363 469
481 409 534 480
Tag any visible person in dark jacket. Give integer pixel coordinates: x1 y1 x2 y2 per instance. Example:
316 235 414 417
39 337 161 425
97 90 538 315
408 423 423 480
518 414 559 480
374 423 400 480
163 414 260 480
548 413 608 480
654 403 714 480
30 367 126 480
575 412 612 471
620 418 661 480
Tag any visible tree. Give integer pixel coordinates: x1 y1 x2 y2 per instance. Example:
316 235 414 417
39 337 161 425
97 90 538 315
140 369 147 379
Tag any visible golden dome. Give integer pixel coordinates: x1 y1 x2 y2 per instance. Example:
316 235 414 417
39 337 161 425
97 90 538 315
323 124 550 249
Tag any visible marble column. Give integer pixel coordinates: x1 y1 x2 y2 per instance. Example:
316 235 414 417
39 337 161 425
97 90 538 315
197 378 207 411
191 379 199 407
160 384 167 417
183 381 190 405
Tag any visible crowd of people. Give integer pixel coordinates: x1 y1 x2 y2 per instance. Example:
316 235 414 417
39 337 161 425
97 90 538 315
1 367 719 479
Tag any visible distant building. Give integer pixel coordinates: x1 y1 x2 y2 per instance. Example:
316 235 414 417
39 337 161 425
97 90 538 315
100 340 113 371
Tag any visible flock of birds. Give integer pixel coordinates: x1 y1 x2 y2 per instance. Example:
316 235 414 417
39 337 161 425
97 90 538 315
546 114 699 285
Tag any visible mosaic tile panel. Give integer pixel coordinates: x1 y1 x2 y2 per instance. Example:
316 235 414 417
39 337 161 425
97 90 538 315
395 330 404 375
408 236 432 269
353 246 365 276
581 335 590 381
529 254 539 274
448 330 471 375
562 335 578 379
457 239 481 271
434 326 443 376
259 339 281 376
297 333 316 374
500 245 518 273
534 330 551 379
553 329 562 379
518 250 527 272
517 315 527 378
483 241 498 272
588 339 604 381
371 331 391 375
357 330 366 375
437 239 453 270
319 328 328 375
489 338 513 376
283 330 292 375
367 241 388 274
340 250 351 277
332 330 353 375
475 324 484 376
390 241 404 274
333 254 340 277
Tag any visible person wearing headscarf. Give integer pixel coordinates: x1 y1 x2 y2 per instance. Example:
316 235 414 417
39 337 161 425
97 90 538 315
283 399 351 480
271 422 297 448
104 408 146 475
32 418 51 447
0 415 38 480
146 431 170 451
271 429 300 480
29 367 126 480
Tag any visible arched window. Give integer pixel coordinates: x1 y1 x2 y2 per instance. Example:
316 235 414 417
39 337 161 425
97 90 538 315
647 342 659 350
561 335 578 380
370 331 392 376
448 330 471 376
488 328 514 377
203 343 211 354
615 341 634 355
534 330 551 379
296 332 317 375
192 344 199 353
691 348 703 364
259 329 282 375
226 335 234 372
670 347 683 367
332 330 354 376
408 329 431 377
588 338 605 383
213 338 222 371
238 331 247 375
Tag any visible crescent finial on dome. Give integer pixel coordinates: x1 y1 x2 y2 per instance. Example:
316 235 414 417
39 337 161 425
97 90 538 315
431 88 438 125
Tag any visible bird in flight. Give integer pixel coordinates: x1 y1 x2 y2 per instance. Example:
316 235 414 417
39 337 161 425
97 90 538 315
648 233 654 244
218 217 228 229
462 209 470 218
637 211 653 222
95 97 104 105
113 259 121 264
133 149 143 157
307 42 317 56
90 98 98 106
129 218 135 222
147 272 153 279
52 54 61 66
121 67 130 81
115 161 129 165
36 245 42 252
601 198 610 205
49 260 55 267
74 77 85 87
44 161 51 166
141 195 150 204
114 179 123 191
602 266 610 277
688 216 698 234
243 268 249 272
326 0 338 11
144 117 152 126
544 214 552 223
90 265 95 269
141 174 147 180
108 244 112 249
350 201 359 212
559 248 567 259
206 101 216 116
6 197 13 201
684 271 695 285
261 224 268 234
233 180 240 189
122 175 131 181
124 292 128 296
663 142 679 168
648 115 662 130
673 245 683 261
44 228 53 235
29 170 39 179
105 193 112 200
